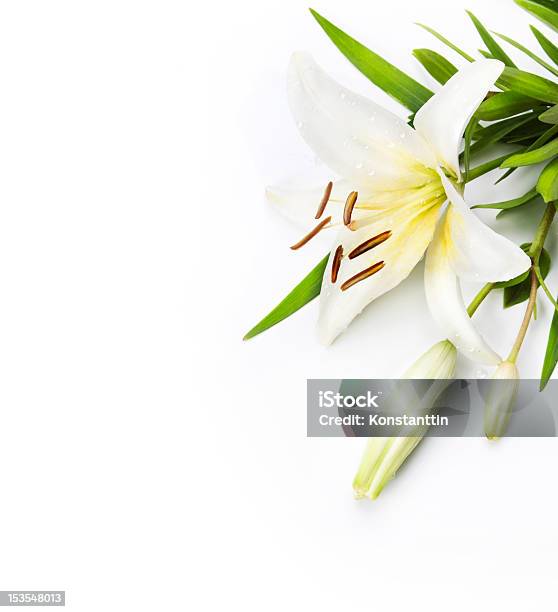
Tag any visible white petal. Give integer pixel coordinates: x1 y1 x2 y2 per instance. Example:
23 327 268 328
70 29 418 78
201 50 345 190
318 205 440 344
287 52 436 189
414 59 505 180
441 174 531 283
425 209 502 365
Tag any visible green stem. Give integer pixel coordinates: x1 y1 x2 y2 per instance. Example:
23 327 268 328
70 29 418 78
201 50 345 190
508 269 538 363
465 153 516 183
467 283 494 317
506 202 556 363
529 202 556 262
534 266 558 312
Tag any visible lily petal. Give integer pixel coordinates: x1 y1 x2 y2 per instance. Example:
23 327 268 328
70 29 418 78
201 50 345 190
318 204 440 345
287 52 436 189
266 180 373 228
441 174 531 283
414 59 505 180
425 208 502 365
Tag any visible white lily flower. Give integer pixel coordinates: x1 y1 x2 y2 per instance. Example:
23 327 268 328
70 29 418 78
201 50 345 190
353 340 457 500
484 361 520 440
269 53 530 363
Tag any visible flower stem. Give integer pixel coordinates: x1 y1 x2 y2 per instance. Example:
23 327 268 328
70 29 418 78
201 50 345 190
529 202 556 263
506 202 556 363
534 265 558 312
467 283 494 317
507 269 538 364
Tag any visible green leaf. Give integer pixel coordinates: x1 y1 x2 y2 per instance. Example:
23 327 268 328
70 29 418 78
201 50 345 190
515 0 558 32
496 123 558 183
463 114 478 181
477 92 540 121
498 67 558 104
467 11 517 67
541 295 558 390
243 255 328 341
503 112 548 139
415 23 474 61
473 187 539 210
412 48 458 84
467 153 520 182
469 113 537 156
503 244 551 307
501 137 558 167
537 157 558 202
310 9 433 113
531 25 558 66
494 31 558 77
540 104 558 124
530 122 558 146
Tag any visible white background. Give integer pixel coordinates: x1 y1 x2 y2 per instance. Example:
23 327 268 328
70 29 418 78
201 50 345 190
0 0 557 610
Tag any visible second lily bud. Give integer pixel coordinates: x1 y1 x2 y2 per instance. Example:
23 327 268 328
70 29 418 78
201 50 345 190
484 361 520 440
353 340 457 500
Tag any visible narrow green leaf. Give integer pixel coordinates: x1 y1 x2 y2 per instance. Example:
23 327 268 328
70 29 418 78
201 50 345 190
473 187 539 210
530 122 558 146
469 113 536 156
502 113 548 141
310 9 433 112
467 153 520 182
243 255 328 341
504 124 549 144
541 295 558 390
416 23 474 61
537 157 558 202
515 0 558 32
498 67 558 104
467 11 517 67
496 123 558 183
477 91 540 121
463 114 478 181
501 137 558 167
504 244 551 307
412 48 458 84
540 104 558 123
531 25 558 66
494 31 558 77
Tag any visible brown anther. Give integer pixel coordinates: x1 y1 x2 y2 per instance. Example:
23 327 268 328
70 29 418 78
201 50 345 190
343 191 358 227
341 261 385 291
290 216 332 251
315 181 333 220
348 231 392 260
331 246 343 284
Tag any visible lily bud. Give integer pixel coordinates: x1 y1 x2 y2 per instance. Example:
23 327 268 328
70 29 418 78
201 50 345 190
353 341 457 500
484 361 519 441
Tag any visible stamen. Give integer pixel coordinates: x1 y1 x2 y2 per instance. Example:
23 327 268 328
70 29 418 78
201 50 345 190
341 261 385 291
290 216 332 251
343 191 358 227
315 181 334 220
348 231 392 260
331 246 343 284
